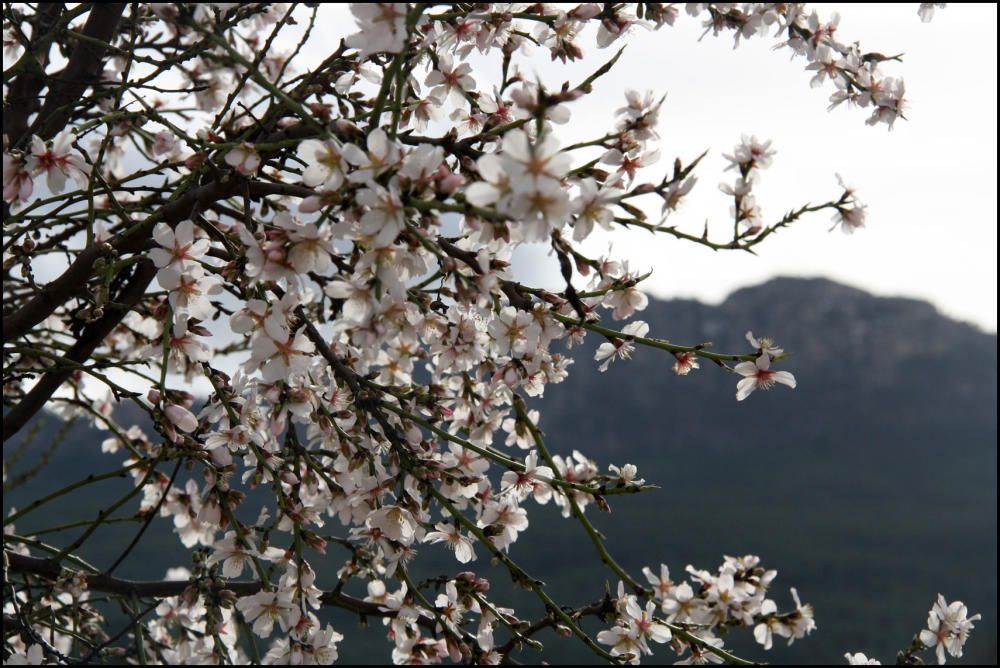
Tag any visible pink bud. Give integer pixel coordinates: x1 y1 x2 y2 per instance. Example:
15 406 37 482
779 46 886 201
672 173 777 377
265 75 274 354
299 196 322 213
438 173 465 194
165 404 198 433
210 447 233 468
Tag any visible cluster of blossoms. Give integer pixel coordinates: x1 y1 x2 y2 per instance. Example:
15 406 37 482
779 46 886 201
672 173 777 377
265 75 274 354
843 594 980 665
600 556 816 664
2 3 977 667
2 129 91 204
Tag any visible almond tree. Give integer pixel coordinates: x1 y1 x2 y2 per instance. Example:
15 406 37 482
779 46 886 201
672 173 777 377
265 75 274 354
2 3 977 665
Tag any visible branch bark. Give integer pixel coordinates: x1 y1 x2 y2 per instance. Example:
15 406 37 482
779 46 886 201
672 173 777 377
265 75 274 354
30 3 127 141
2 259 156 444
2 3 65 145
5 551 428 626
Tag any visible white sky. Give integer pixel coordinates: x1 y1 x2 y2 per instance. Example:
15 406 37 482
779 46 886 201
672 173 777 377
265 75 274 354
295 3 998 330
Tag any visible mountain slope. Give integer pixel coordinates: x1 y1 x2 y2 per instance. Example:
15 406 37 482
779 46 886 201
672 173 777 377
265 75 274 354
4 277 996 664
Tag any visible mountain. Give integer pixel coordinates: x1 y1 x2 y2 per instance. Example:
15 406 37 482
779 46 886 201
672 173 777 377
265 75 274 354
4 278 996 664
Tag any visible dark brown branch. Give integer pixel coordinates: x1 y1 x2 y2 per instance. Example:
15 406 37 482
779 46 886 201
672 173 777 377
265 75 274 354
5 551 428 626
2 126 319 345
2 259 156 444
30 4 128 141
2 3 65 145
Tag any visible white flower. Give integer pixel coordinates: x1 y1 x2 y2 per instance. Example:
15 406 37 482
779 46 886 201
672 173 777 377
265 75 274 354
298 138 348 190
502 129 571 196
745 331 783 356
366 505 418 546
734 354 796 401
3 151 33 204
594 321 648 372
165 404 198 433
205 530 259 578
343 128 401 184
844 652 881 665
672 351 699 375
161 268 223 322
918 594 980 664
26 130 90 193
150 220 211 285
235 589 300 638
425 53 476 107
572 177 619 241
596 623 643 663
247 327 316 383
345 3 408 56
501 451 555 503
478 498 529 549
224 142 260 176
723 135 775 177
356 183 407 247
5 644 47 665
424 522 476 563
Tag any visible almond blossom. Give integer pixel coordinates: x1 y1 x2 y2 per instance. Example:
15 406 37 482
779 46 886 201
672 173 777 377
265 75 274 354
424 522 476 563
734 354 797 401
25 130 90 193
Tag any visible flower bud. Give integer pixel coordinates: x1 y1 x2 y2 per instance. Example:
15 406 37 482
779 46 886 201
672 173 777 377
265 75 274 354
165 404 198 433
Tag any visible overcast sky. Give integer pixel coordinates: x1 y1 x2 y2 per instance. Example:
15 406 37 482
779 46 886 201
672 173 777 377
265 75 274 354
307 3 998 331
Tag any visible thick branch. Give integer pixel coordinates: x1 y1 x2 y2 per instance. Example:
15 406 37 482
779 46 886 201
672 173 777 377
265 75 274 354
4 551 427 626
2 3 64 145
31 4 127 141
2 259 156 444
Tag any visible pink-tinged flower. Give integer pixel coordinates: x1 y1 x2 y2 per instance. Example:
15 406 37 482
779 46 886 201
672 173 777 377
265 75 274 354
745 331 783 356
723 135 775 177
594 321 648 372
501 129 571 196
151 130 178 156
224 142 260 176
247 327 315 383
165 404 198 433
919 594 980 664
26 130 91 193
734 354 796 401
478 498 529 549
345 3 408 57
572 177 619 241
150 220 211 284
625 597 673 649
604 282 648 321
672 351 699 375
2 151 33 204
161 269 223 322
425 53 476 107
500 451 555 504
596 623 643 663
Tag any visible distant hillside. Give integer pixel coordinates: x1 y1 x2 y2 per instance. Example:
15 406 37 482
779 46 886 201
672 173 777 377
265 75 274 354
4 278 996 664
